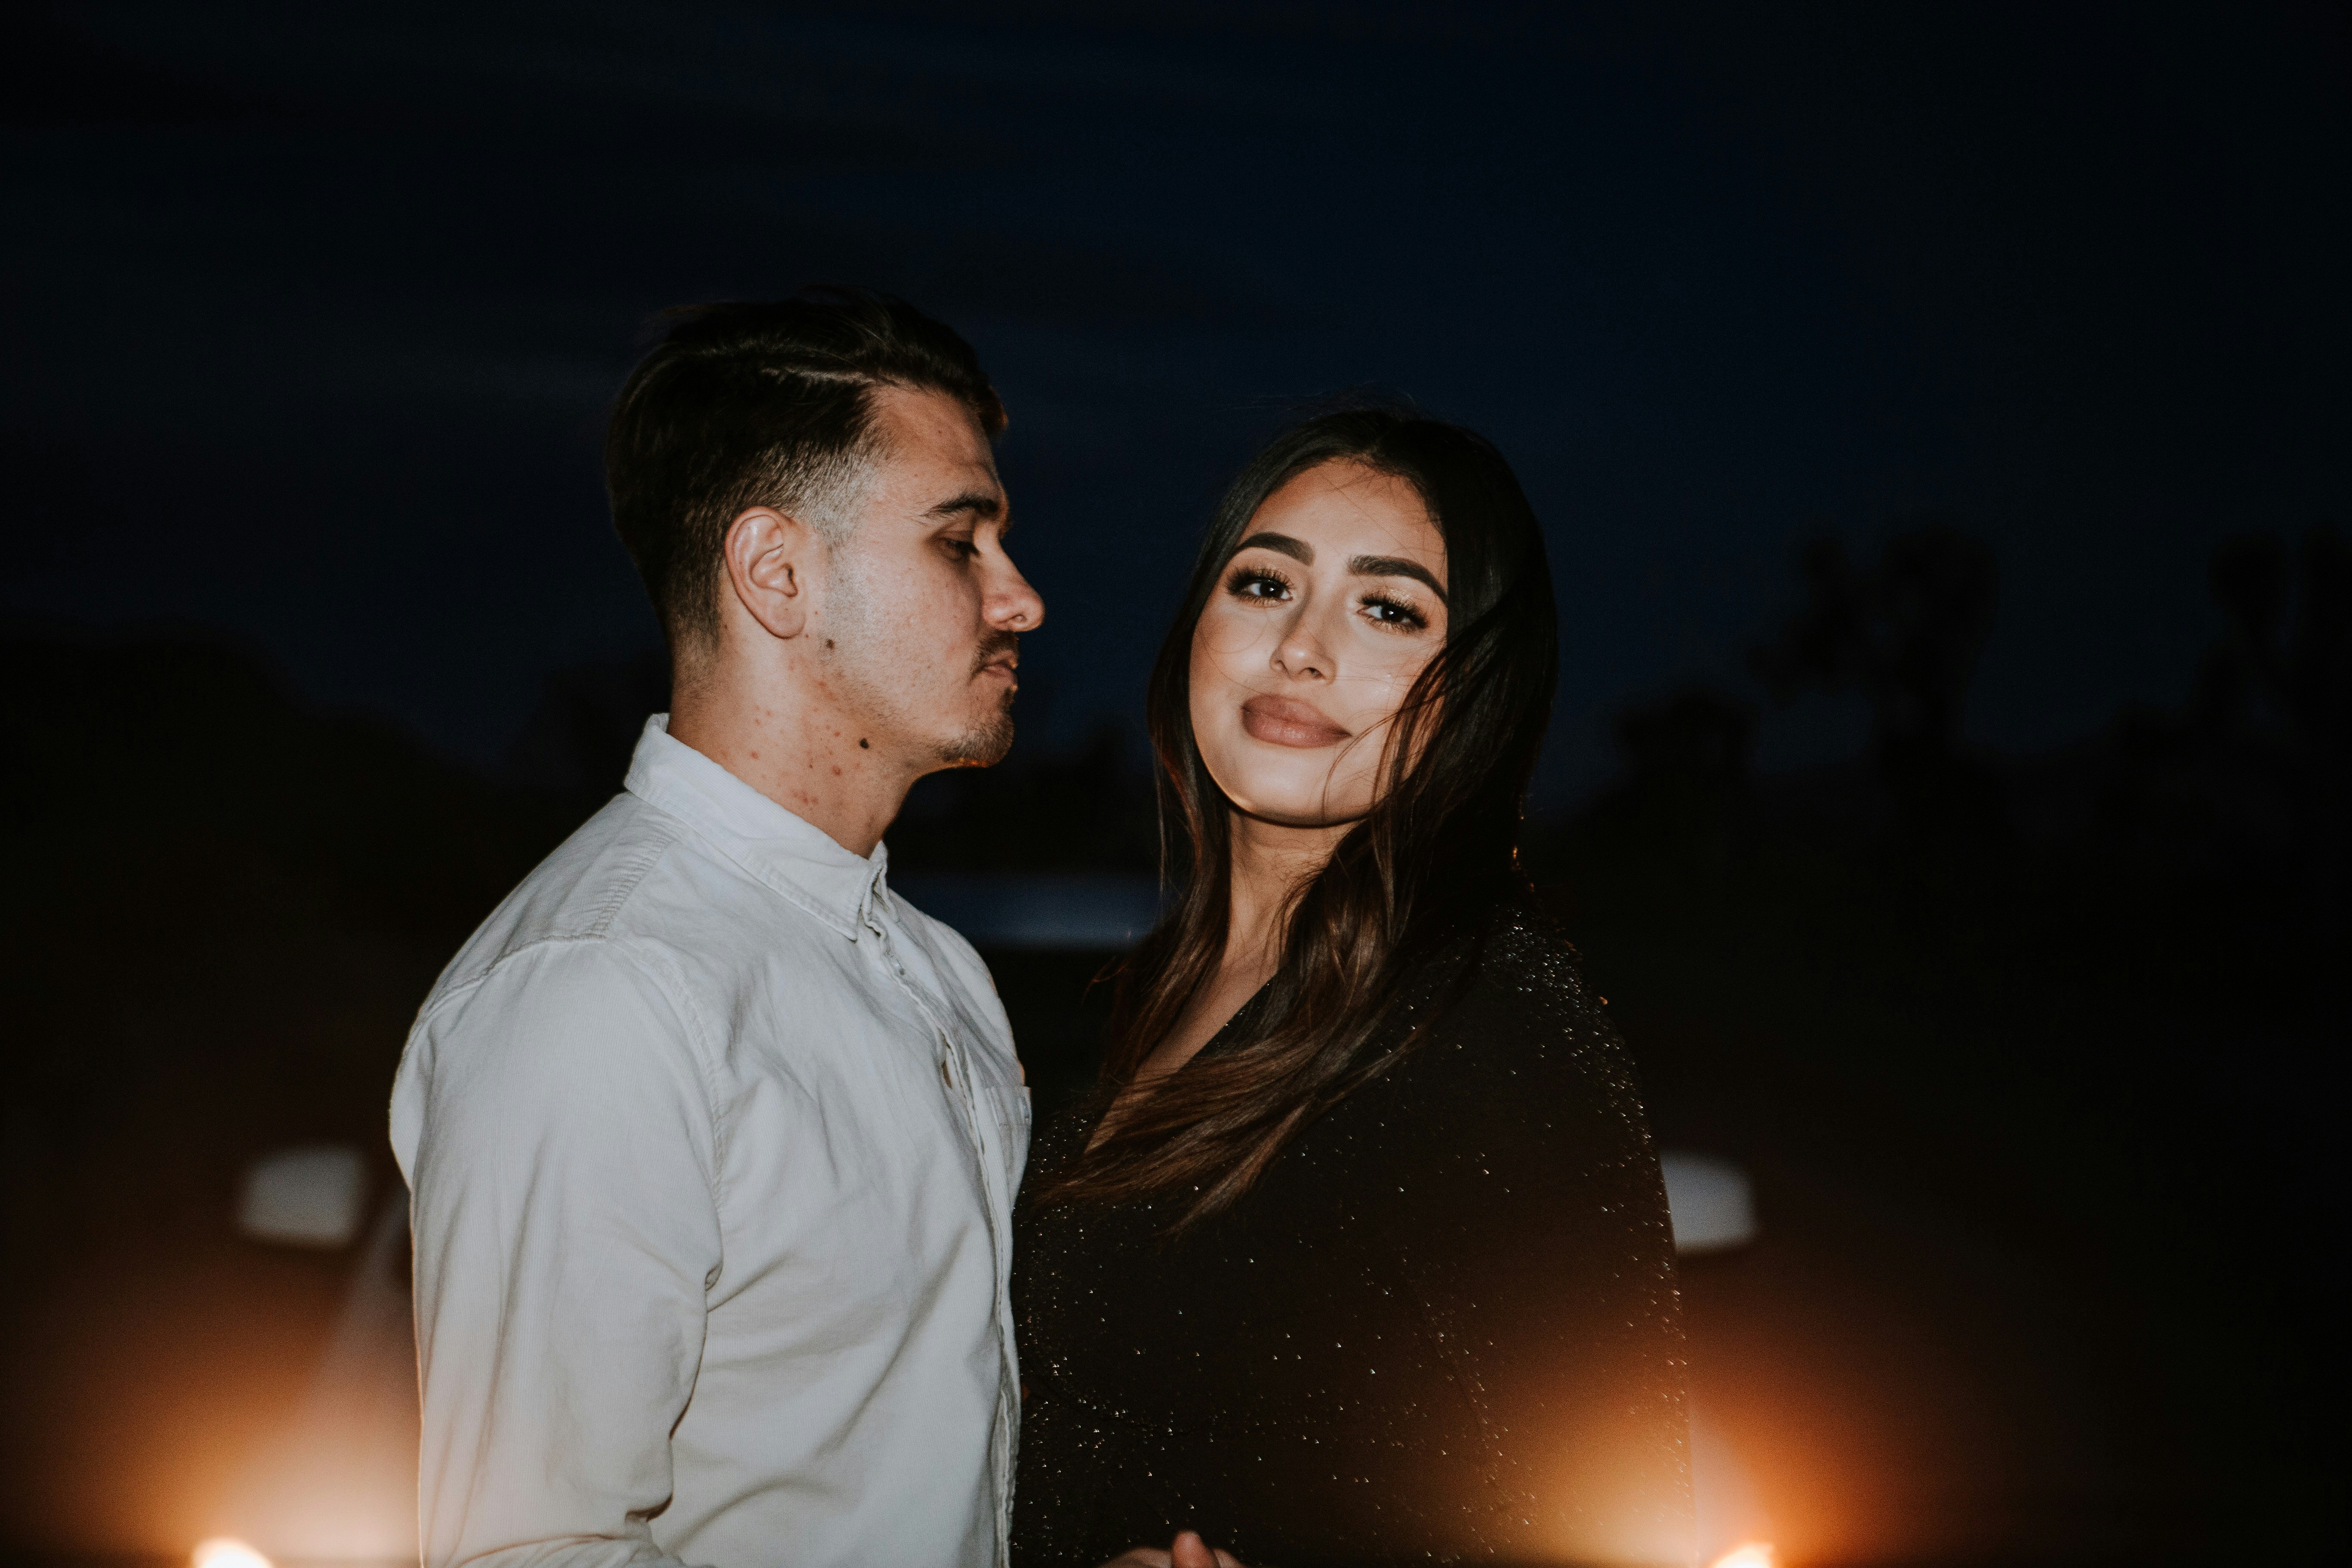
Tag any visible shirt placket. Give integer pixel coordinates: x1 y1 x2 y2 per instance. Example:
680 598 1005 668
861 903 1019 1568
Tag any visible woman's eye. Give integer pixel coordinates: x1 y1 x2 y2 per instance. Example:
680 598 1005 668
1226 569 1289 601
1362 595 1427 630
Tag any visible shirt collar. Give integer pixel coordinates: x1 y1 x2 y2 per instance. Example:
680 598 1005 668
622 714 891 940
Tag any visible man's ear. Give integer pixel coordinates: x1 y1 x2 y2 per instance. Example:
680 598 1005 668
720 506 814 641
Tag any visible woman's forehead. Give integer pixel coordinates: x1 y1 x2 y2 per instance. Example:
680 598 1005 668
1249 461 1443 564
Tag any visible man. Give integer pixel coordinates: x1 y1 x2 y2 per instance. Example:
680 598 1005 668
390 288 1044 1568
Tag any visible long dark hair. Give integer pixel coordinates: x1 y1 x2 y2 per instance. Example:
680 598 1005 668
1041 405 1559 1227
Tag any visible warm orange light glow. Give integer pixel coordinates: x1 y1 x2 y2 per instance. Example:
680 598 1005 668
1709 1545 1776 1568
193 1538 273 1568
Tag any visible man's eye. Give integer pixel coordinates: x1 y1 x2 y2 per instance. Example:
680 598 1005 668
943 537 980 560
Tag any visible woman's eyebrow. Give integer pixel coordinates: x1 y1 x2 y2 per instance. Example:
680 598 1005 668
1233 531 1312 564
1351 554 1448 603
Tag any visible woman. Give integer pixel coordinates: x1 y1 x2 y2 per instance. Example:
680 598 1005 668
1012 407 1693 1568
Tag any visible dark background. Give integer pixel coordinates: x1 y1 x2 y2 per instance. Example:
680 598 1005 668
2 3 2345 1565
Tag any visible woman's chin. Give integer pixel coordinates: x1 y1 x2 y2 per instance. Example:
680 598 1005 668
1204 747 1373 830
1225 794 1370 832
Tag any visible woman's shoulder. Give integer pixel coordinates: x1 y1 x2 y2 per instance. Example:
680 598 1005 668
1452 889 1607 1023
1383 888 1636 1097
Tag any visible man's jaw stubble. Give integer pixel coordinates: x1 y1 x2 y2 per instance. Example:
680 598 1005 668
940 632 1020 767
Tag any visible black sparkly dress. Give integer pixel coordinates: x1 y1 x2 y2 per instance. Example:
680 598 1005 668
1010 899 1692 1568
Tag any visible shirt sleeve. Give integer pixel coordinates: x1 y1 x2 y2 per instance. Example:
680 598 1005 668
395 938 725 1568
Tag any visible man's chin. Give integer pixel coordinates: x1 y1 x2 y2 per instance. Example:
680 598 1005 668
936 713 1015 769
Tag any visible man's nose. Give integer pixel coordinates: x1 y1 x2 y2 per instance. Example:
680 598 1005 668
985 554 1045 632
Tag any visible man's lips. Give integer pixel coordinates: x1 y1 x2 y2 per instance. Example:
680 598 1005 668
1240 694 1350 748
973 638 1020 681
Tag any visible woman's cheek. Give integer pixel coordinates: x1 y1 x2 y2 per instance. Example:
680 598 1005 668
1192 608 1253 669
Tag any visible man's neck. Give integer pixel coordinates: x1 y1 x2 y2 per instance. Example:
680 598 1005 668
667 662 917 860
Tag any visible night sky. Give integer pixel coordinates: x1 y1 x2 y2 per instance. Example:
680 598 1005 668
5 0 2347 802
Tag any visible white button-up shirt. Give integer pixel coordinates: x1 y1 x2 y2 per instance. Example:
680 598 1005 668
391 716 1029 1568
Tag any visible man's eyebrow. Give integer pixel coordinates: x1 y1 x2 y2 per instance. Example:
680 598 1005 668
1351 554 1449 603
926 490 1003 522
1232 531 1312 564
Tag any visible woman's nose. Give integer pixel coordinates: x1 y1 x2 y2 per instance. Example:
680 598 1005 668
1271 613 1331 680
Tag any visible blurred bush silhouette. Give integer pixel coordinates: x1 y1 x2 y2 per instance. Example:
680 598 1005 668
1751 519 2005 844
2106 527 2350 910
1527 519 2341 1560
0 632 575 1290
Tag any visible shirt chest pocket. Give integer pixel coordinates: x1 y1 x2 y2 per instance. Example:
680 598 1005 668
978 1083 1032 1194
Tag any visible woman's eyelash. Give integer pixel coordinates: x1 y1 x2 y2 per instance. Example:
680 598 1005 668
1361 593 1428 630
1222 565 1427 629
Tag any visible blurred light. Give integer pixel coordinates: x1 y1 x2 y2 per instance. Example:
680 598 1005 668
1691 1400 1768 1560
193 1539 272 1568
1660 1151 1758 1253
1709 1545 1776 1568
237 1144 368 1247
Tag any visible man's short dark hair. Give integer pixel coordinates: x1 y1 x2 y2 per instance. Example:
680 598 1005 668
606 286 1007 649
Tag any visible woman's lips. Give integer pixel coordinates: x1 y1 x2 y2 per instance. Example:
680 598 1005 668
1240 694 1351 749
